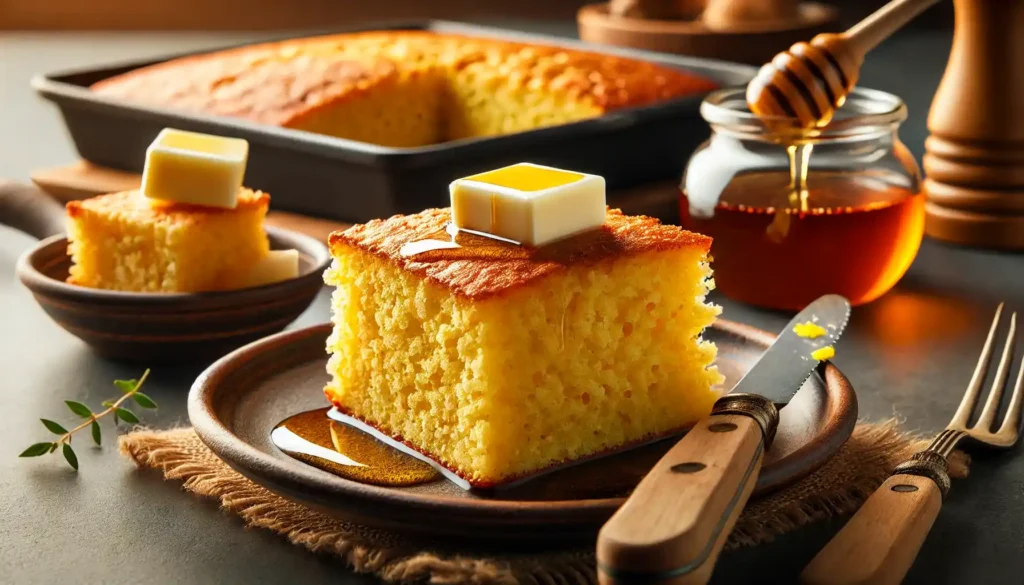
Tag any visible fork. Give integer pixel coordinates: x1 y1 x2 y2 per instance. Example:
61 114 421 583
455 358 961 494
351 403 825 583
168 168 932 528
801 303 1023 585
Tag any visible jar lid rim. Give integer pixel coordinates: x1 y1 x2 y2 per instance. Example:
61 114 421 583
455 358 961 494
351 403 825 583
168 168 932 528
700 87 908 135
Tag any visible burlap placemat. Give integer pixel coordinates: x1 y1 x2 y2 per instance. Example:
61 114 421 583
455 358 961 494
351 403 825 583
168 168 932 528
118 423 968 585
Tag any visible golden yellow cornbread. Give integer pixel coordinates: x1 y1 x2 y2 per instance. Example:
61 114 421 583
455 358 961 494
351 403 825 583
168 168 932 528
91 31 718 147
67 189 270 292
323 208 722 487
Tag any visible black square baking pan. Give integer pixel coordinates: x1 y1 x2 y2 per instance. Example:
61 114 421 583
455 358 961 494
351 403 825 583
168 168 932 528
32 21 755 223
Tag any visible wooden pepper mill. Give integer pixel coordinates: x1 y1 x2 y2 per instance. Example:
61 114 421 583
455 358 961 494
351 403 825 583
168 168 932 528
924 0 1024 248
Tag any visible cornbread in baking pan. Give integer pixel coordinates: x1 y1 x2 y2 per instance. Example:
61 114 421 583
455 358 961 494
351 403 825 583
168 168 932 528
323 208 722 487
67 189 270 292
90 31 719 147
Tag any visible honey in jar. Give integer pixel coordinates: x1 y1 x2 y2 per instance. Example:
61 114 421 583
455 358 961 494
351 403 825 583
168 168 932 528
681 88 924 310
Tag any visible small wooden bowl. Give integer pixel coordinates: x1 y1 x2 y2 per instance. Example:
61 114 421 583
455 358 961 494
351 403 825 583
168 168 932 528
578 2 840 65
1 181 331 363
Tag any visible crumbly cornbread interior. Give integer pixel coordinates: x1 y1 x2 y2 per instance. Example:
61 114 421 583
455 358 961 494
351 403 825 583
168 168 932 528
91 32 718 147
66 189 269 292
323 209 722 486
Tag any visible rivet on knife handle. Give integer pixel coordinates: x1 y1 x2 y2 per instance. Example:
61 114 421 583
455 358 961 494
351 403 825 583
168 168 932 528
596 394 779 585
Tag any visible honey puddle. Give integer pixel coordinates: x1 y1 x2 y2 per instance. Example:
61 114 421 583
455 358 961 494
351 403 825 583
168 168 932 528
273 408 682 499
271 408 440 487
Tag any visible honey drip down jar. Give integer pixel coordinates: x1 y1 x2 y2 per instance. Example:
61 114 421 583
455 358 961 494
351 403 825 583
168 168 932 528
681 88 924 311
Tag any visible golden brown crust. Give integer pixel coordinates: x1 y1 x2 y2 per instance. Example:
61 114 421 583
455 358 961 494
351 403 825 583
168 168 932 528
329 207 712 301
93 47 396 127
67 189 269 222
91 31 717 125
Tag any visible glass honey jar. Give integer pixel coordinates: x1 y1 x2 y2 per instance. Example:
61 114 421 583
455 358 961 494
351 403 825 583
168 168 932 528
681 87 924 311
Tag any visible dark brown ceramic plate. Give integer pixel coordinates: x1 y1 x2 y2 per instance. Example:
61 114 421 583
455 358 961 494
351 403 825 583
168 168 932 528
188 320 857 544
0 181 331 363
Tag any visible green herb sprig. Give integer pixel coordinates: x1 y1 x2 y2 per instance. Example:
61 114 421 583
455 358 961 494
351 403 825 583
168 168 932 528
19 369 156 470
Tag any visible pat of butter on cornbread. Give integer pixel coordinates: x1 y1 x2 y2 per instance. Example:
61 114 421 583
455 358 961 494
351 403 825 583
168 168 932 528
141 128 248 209
451 163 606 246
324 198 722 487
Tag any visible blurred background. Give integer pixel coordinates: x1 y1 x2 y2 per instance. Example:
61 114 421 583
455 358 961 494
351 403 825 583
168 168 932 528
0 0 955 184
1 0 951 30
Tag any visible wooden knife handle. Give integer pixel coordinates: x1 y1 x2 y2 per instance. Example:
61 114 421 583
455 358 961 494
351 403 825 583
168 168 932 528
597 413 766 585
800 473 943 585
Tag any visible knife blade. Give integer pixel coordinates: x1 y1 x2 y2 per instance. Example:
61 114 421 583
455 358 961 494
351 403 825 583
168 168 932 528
733 293 851 405
596 294 851 585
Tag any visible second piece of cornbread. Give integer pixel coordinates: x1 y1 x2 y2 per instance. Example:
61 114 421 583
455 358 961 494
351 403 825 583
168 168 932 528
67 189 270 292
324 207 722 487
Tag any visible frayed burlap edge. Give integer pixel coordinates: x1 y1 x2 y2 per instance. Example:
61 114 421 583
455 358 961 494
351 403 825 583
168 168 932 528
119 422 968 585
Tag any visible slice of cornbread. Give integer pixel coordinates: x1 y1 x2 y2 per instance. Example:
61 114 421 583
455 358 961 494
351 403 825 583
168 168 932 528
67 189 270 292
324 208 722 487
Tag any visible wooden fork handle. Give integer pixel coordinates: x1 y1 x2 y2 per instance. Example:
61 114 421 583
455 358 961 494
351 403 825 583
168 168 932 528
596 413 766 585
800 473 943 585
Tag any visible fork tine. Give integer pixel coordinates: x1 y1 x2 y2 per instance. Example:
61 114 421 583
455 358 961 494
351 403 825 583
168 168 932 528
951 303 1004 428
977 312 1017 430
999 326 1024 436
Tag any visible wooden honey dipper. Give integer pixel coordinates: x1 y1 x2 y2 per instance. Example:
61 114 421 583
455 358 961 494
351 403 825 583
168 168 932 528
746 0 940 127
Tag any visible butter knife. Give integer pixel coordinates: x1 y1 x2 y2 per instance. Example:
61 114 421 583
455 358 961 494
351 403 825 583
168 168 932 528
597 294 851 585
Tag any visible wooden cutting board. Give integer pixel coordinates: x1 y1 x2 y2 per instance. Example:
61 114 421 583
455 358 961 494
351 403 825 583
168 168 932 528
30 161 683 243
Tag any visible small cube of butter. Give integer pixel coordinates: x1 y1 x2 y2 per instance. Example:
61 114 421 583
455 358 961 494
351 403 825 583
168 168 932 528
450 163 606 246
240 249 300 288
141 128 249 209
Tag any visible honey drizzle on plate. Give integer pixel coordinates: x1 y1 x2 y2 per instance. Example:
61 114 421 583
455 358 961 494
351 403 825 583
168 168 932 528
271 408 440 487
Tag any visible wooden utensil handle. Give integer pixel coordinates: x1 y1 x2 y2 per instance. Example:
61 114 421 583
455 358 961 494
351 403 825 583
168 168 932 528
0 180 66 240
844 0 941 57
597 413 766 585
800 473 942 585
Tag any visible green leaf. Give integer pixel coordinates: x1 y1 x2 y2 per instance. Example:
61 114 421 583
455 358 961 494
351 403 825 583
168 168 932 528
65 400 92 418
91 420 102 446
115 408 139 424
114 379 138 393
62 443 78 471
40 419 68 435
49 443 59 453
102 400 114 408
131 392 157 409
19 442 54 457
